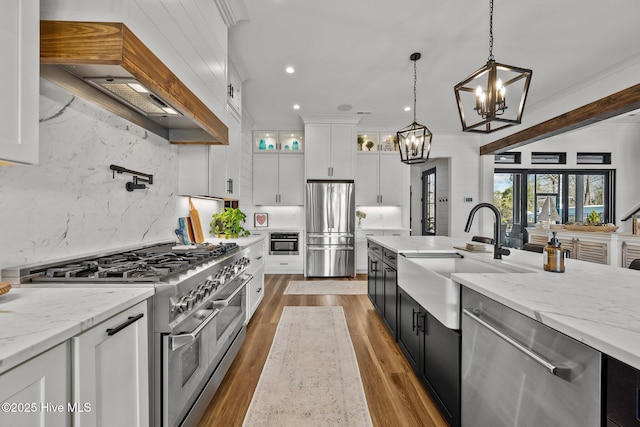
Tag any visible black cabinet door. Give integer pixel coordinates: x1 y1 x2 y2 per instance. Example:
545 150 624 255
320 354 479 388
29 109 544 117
422 312 461 427
382 264 397 338
606 355 640 426
397 287 422 372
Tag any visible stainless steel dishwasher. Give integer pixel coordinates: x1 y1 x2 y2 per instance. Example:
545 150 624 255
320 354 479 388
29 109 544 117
461 287 602 427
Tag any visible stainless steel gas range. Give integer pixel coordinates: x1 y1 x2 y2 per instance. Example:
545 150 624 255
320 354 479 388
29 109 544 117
3 241 252 427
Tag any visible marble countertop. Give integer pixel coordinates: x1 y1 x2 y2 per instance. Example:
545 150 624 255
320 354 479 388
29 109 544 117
0 287 153 375
205 234 265 247
369 235 640 370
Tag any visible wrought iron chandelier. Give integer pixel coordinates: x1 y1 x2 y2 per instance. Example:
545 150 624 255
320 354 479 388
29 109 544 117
397 52 433 164
454 0 532 133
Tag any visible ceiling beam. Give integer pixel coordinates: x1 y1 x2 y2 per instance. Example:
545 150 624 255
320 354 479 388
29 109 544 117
480 83 640 156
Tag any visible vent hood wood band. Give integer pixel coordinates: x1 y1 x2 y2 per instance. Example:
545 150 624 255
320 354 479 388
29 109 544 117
40 20 228 145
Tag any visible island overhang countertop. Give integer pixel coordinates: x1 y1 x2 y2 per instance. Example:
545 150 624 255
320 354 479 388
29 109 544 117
368 235 640 370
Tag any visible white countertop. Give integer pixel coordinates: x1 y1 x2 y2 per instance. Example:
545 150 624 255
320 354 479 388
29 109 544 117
0 287 153 374
369 235 640 370
205 234 265 247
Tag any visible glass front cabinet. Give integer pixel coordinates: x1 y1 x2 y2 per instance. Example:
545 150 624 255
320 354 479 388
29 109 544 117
254 131 304 153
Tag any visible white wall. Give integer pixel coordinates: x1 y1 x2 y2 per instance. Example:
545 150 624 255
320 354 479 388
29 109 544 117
409 133 484 238
0 79 226 273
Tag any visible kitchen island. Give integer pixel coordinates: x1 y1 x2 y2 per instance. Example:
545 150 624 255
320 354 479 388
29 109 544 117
370 235 640 426
369 235 640 370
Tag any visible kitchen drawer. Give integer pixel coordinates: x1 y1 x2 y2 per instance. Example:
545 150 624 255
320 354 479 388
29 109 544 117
367 241 383 259
383 248 397 269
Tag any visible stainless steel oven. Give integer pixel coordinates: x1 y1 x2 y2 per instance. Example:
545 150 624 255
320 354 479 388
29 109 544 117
163 271 250 427
269 232 299 255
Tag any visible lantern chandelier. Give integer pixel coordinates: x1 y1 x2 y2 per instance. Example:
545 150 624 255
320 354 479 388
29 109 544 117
454 0 532 133
397 52 433 164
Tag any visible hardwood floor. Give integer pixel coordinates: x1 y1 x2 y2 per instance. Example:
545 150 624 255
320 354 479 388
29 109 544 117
197 274 449 427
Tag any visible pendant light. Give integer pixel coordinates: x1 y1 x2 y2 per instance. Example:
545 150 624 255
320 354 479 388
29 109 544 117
397 52 433 164
454 0 532 133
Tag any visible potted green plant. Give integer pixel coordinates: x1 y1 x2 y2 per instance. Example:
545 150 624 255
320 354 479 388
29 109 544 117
357 135 365 151
210 207 251 238
365 140 375 151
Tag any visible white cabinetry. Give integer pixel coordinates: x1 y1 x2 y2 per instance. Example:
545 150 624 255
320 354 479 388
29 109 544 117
0 0 38 164
72 301 149 427
245 239 266 322
356 154 404 205
0 343 70 427
227 61 242 117
253 154 304 205
209 109 241 198
305 123 356 179
179 107 241 198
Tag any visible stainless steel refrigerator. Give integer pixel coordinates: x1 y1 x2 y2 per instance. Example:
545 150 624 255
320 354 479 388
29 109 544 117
305 180 355 277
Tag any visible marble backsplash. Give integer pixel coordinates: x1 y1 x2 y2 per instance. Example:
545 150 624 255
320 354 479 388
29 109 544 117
0 79 195 272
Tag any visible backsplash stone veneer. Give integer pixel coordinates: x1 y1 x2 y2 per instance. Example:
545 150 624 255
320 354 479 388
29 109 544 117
0 79 182 270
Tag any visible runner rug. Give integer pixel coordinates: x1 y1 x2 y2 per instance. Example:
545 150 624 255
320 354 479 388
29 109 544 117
284 280 367 295
242 306 373 427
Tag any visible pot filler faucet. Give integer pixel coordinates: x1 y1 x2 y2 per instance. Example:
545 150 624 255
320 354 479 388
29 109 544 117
464 203 511 260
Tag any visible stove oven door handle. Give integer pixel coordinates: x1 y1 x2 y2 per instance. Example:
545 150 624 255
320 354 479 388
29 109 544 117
213 274 252 306
169 308 221 351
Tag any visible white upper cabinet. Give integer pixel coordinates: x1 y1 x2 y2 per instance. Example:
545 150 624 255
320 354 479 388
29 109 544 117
227 60 242 117
0 0 39 165
179 107 241 198
305 123 356 180
253 153 304 205
355 131 405 206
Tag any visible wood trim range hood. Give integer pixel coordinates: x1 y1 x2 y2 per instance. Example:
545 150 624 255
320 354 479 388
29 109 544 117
40 20 228 145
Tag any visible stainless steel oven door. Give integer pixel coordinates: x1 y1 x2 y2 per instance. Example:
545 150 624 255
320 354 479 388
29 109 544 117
162 275 249 427
163 305 218 427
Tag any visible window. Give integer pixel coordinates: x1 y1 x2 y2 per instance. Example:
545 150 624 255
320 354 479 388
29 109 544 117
577 152 611 165
531 152 567 164
494 152 521 164
494 168 615 248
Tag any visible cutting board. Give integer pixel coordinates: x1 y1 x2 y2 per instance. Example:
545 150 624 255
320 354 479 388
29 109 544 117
189 198 205 243
0 282 11 297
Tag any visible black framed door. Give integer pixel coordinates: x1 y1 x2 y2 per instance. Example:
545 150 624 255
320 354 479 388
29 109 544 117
422 168 436 235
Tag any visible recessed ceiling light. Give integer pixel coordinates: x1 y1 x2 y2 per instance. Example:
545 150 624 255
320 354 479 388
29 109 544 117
404 106 411 112
293 104 300 110
286 66 295 74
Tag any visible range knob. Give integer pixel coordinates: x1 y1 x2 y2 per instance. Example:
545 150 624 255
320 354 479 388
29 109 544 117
173 295 190 313
189 288 202 303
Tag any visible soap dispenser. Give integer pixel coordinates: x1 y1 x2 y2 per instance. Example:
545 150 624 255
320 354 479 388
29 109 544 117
543 231 569 273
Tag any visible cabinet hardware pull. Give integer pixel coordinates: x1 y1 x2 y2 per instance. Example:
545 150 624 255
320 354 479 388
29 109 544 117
257 288 262 293
463 309 577 382
412 308 417 332
106 313 144 336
